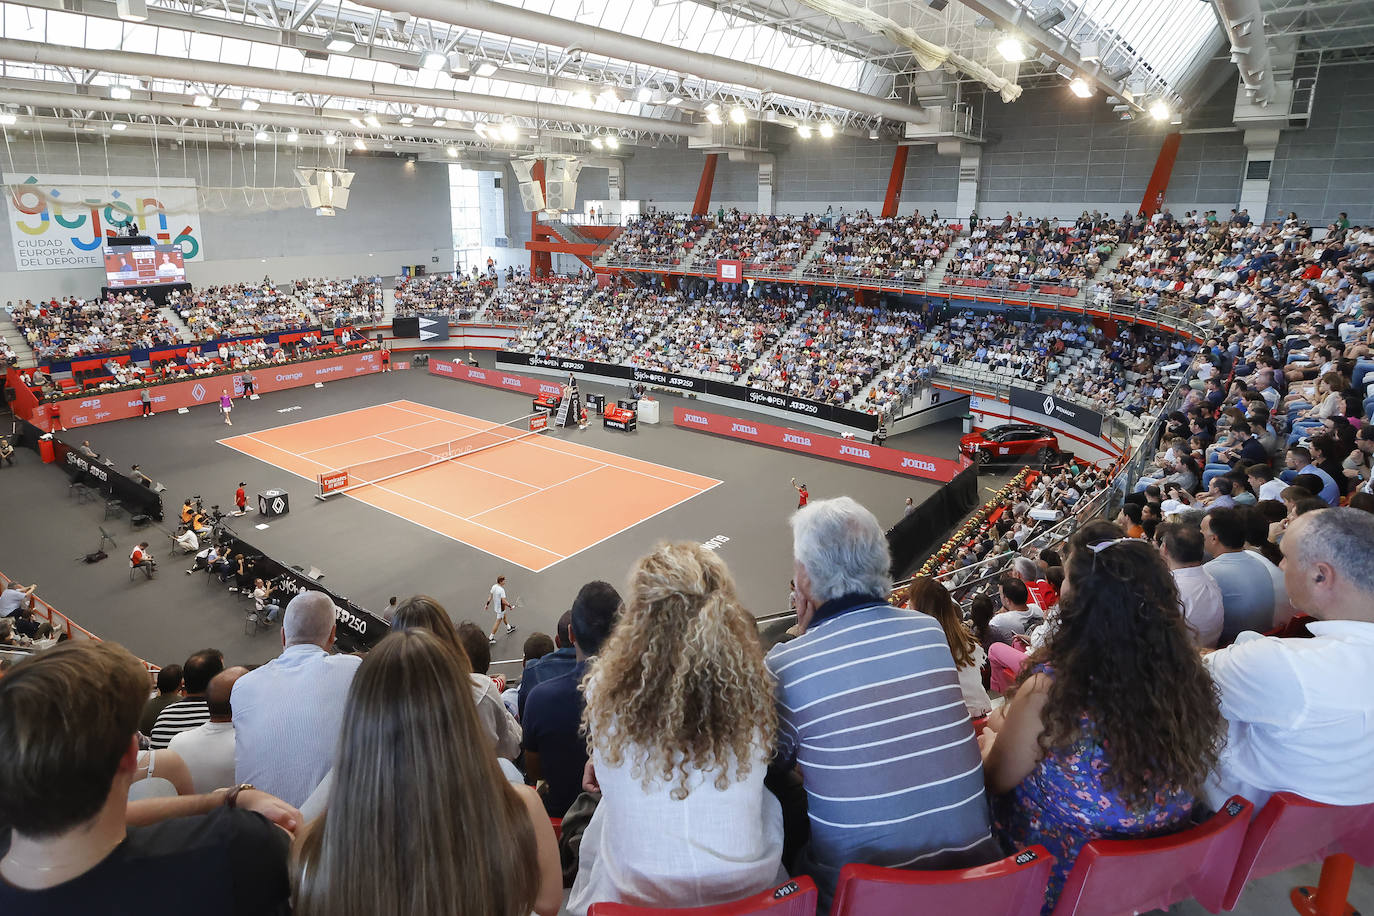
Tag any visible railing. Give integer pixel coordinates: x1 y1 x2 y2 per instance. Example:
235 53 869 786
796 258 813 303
0 571 159 680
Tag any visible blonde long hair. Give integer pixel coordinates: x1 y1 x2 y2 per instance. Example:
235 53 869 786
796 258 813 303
582 541 777 800
292 629 537 916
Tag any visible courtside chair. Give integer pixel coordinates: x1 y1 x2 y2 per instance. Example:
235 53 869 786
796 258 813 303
829 846 1054 916
587 877 818 916
1222 792 1374 913
1048 796 1253 916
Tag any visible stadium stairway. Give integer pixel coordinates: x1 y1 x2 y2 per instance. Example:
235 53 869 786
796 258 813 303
792 231 831 277
677 227 718 270
159 306 195 343
1 315 36 367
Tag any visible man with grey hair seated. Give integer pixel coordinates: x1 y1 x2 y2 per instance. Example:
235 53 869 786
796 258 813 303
765 496 1000 908
230 590 362 807
1202 508 1374 811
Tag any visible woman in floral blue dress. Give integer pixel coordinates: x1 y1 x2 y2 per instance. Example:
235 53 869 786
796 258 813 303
979 520 1225 913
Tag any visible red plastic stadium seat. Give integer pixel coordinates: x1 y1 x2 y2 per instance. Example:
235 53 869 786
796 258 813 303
550 818 562 843
1222 793 1374 911
587 877 817 916
1049 796 1253 916
830 846 1054 916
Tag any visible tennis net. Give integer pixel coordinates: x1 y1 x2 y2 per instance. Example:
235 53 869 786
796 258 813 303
316 412 548 498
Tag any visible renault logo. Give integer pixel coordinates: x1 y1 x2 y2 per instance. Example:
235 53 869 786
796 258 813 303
1043 394 1055 415
192 383 207 401
272 498 285 513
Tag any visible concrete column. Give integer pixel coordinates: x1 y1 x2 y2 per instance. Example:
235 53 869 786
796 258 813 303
757 159 774 215
1240 128 1280 222
948 142 981 220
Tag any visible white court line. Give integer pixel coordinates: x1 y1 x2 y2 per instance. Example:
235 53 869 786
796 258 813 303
535 477 725 572
298 417 442 456
520 433 722 490
371 434 536 488
217 434 555 573
468 462 609 521
212 400 424 442
365 480 568 560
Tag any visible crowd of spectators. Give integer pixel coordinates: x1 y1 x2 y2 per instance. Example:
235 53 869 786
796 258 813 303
3 489 1372 916
487 275 593 324
630 289 799 380
947 212 1119 288
172 284 318 340
7 294 180 361
689 210 824 272
393 274 493 319
604 213 711 266
805 210 954 284
291 276 383 327
518 287 674 365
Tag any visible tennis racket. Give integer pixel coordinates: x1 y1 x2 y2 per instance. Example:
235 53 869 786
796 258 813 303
509 595 525 610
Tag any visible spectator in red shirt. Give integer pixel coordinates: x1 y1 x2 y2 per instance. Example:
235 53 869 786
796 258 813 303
234 483 247 516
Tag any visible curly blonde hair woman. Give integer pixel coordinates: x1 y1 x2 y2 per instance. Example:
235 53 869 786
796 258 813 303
567 542 786 914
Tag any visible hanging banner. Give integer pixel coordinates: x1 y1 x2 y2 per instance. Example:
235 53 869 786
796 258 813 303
4 173 206 270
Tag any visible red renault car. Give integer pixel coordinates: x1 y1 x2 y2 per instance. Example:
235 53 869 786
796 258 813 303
960 423 1060 465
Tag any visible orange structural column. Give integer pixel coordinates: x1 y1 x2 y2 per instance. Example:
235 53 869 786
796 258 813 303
692 153 719 217
881 146 910 218
1139 132 1182 217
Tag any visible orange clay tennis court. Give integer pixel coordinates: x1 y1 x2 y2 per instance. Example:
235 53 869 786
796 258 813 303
219 399 721 572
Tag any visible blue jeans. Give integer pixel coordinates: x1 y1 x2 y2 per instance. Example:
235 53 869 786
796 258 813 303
1202 464 1233 489
1353 359 1374 392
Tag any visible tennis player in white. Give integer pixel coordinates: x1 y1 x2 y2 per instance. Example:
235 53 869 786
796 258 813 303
486 574 517 643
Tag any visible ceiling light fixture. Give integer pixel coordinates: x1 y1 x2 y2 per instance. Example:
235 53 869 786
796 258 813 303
474 61 498 78
325 133 338 145
1149 99 1171 120
499 121 518 141
997 37 1028 62
419 50 446 71
604 135 619 150
399 115 414 125
1069 77 1093 98
570 90 592 108
115 0 147 22
591 136 604 149
818 122 834 138
349 117 364 128
636 87 653 104
729 106 747 124
353 137 366 150
597 88 619 106
446 145 459 157
111 121 127 131
287 130 299 142
109 85 132 100
255 130 270 142
433 118 446 127
706 109 722 125
192 93 213 107
364 113 380 128
241 98 260 111
324 32 355 52
446 52 470 75
796 123 812 139
666 95 682 106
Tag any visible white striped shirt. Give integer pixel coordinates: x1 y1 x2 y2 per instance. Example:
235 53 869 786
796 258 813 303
766 597 999 903
149 698 209 749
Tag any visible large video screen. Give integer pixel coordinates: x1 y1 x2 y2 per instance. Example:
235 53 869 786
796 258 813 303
104 245 186 288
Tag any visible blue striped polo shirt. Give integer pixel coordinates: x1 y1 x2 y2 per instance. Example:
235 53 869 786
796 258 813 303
766 593 1001 902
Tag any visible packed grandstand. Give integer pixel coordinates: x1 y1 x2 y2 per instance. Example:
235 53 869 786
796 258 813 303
3 205 1374 916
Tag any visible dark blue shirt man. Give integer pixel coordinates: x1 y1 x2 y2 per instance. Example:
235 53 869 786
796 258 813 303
517 610 578 719
521 581 622 817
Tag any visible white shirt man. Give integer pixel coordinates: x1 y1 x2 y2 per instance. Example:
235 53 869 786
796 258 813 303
167 666 247 793
1203 509 1374 811
1156 522 1224 649
231 591 361 807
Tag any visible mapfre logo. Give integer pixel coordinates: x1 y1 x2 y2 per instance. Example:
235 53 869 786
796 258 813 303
901 456 938 472
315 365 343 376
782 433 811 446
683 413 709 425
730 423 758 435
839 444 871 459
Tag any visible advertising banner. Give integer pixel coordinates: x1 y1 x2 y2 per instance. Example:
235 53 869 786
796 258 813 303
673 407 965 483
52 351 380 429
495 352 880 431
1009 386 1104 437
428 359 565 399
5 174 205 270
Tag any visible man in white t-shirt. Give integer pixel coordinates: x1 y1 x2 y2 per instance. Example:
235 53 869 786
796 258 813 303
486 574 517 644
1203 509 1374 811
168 666 246 793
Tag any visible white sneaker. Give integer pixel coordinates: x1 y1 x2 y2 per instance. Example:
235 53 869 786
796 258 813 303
488 635 496 644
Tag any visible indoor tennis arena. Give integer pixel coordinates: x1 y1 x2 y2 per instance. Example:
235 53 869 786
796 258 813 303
1 0 1372 913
